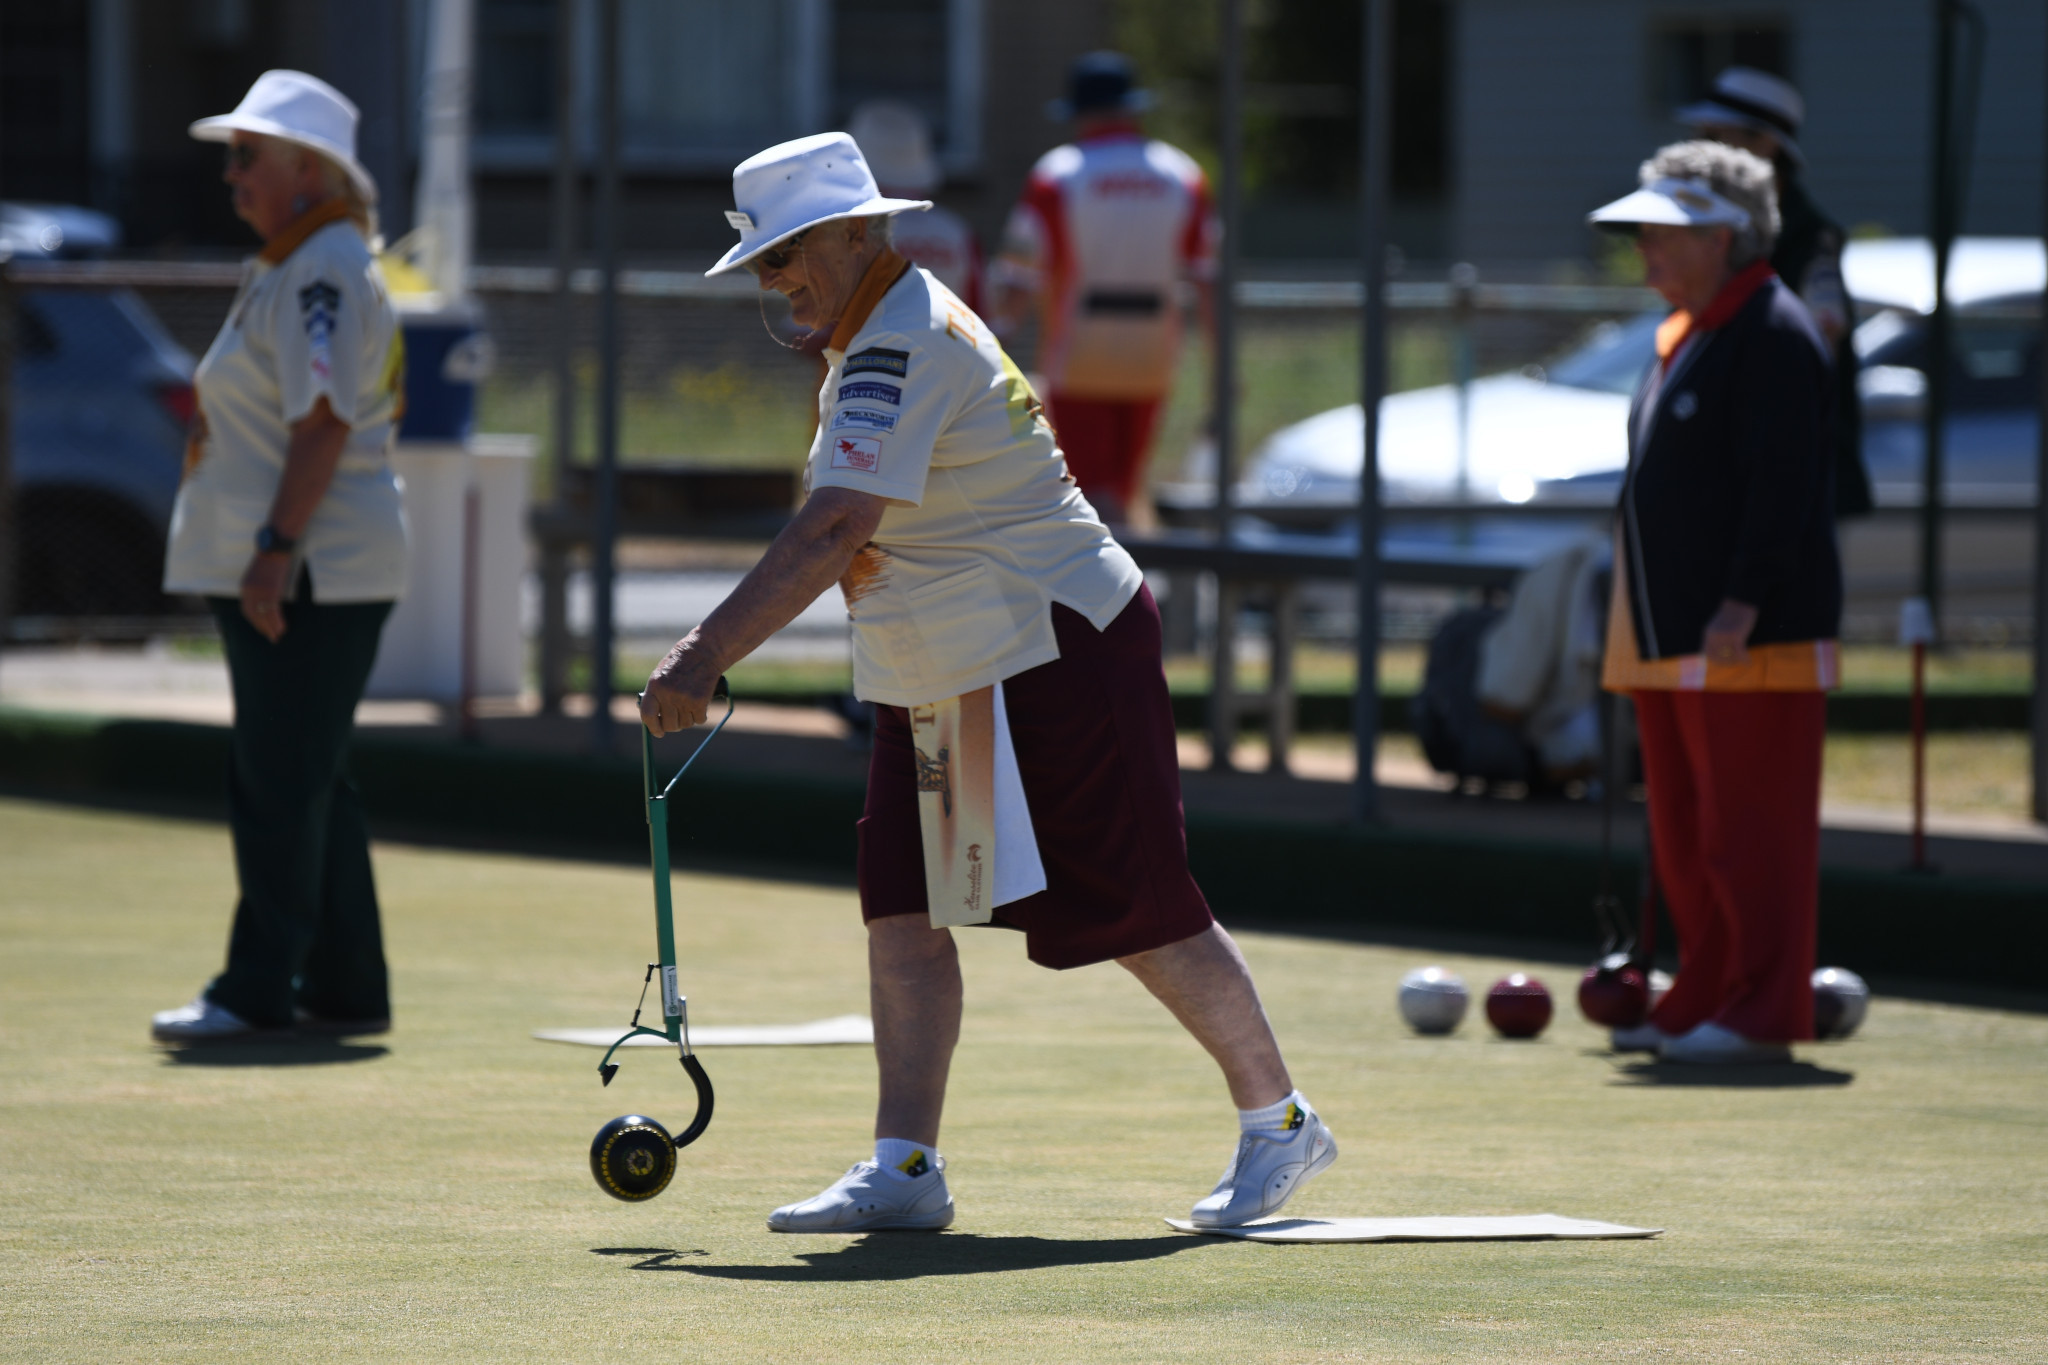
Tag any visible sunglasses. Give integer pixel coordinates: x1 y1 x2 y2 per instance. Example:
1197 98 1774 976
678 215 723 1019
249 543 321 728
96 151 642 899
225 142 262 172
744 228 814 276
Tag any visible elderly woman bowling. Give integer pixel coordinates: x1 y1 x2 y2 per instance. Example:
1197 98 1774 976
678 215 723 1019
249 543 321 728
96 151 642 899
640 133 1333 1233
1588 141 1843 1065
151 72 407 1044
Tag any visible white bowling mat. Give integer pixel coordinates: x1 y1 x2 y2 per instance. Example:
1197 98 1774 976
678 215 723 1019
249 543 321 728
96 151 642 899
533 1015 874 1048
1165 1214 1660 1243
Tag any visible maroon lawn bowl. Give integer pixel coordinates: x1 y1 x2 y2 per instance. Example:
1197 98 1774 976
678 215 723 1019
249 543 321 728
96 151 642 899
1486 974 1554 1039
1577 954 1651 1029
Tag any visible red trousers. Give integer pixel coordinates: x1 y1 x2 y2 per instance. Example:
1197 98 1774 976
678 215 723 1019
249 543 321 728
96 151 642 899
1046 392 1164 523
1634 690 1826 1042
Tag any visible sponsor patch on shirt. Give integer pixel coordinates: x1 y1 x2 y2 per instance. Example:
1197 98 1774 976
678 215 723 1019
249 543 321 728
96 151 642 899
838 380 902 406
299 280 340 380
831 407 898 433
830 435 883 472
843 346 909 378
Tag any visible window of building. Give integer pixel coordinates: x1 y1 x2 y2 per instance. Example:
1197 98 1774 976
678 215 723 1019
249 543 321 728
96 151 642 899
472 0 981 174
1648 16 1791 113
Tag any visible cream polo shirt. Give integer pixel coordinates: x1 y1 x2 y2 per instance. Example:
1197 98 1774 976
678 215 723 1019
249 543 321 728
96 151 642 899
807 259 1142 708
163 212 408 602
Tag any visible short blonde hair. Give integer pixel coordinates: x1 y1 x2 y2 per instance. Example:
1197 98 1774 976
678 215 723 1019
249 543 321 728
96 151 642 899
311 149 379 244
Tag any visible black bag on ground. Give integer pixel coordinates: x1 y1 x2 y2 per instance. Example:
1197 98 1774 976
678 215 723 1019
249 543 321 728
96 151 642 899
1412 606 1537 786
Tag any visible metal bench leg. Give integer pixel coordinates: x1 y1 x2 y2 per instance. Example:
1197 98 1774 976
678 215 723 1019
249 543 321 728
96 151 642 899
1208 575 1242 772
538 537 571 715
1266 582 1299 774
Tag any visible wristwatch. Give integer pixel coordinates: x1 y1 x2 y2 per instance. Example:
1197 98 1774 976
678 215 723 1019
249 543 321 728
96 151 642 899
254 525 298 555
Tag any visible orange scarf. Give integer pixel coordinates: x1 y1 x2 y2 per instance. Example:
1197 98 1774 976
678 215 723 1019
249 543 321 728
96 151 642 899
1653 259 1776 369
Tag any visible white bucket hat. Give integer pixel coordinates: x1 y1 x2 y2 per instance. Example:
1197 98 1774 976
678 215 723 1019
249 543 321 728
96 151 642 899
1588 177 1754 232
707 132 930 278
1677 67 1806 168
848 101 941 195
189 69 378 204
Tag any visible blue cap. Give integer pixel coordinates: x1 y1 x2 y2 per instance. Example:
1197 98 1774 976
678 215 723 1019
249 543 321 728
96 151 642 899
1048 51 1153 120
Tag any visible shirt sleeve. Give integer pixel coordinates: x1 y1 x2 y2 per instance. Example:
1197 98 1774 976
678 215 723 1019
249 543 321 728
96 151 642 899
1180 170 1219 281
273 253 366 426
991 175 1060 293
808 329 952 508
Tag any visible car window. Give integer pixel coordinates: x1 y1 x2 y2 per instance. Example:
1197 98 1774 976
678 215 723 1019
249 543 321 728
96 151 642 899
1859 313 2041 412
1543 311 1662 396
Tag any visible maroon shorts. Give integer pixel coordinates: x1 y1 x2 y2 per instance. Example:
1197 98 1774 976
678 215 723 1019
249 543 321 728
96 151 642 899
1046 393 1164 518
858 584 1215 969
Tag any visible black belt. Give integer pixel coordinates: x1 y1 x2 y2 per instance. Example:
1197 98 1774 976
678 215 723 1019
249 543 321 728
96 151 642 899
1082 289 1164 317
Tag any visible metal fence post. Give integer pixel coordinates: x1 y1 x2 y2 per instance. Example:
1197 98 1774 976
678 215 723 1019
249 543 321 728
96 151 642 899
2034 15 2048 824
1206 0 1245 773
589 0 622 752
0 258 15 643
1352 0 1391 826
542 0 581 716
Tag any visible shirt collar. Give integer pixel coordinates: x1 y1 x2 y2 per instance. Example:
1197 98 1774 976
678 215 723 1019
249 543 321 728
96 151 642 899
826 249 913 355
256 198 356 266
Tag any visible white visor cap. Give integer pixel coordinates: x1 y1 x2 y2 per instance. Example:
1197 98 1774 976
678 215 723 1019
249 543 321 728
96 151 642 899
708 132 932 277
1587 177 1752 232
189 69 377 205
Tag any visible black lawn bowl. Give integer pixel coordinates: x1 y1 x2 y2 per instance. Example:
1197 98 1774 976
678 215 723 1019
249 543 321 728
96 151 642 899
591 1114 677 1202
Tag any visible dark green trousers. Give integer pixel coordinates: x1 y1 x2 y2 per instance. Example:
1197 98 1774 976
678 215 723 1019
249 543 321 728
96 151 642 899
204 583 394 1029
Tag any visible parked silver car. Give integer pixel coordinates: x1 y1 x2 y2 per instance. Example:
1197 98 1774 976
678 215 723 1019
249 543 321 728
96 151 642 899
1226 237 2043 529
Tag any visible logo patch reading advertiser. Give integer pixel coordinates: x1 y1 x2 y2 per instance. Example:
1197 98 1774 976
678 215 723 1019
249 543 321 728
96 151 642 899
831 435 883 472
844 346 909 378
831 407 897 433
838 380 902 406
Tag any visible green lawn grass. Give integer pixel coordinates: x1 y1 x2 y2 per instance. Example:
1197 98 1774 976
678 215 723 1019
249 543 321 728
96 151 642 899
3 797 2044 1362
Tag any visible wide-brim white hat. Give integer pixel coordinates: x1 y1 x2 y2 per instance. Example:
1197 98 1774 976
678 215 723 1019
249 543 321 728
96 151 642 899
190 69 378 205
707 132 930 278
1587 177 1754 232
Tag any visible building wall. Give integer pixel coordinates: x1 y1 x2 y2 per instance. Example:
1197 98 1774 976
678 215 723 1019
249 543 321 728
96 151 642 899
1454 0 2046 268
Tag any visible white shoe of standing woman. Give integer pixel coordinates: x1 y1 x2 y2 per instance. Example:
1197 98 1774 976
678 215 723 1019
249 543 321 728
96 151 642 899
1658 1020 1791 1065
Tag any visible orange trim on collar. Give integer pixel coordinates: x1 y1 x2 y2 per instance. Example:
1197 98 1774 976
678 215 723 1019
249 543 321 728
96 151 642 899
827 249 912 353
1654 260 1776 367
257 199 355 265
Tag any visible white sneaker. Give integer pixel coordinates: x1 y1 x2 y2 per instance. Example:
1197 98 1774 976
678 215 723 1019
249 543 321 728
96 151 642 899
767 1155 954 1233
1610 1022 1668 1053
1189 1102 1338 1229
1659 1021 1791 1065
151 996 266 1043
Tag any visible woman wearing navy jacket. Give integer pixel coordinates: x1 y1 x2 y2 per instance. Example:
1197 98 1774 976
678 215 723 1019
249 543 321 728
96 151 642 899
1588 141 1843 1065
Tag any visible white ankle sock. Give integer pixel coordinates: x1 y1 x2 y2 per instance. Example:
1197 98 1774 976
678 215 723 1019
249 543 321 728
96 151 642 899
1239 1091 1310 1135
874 1137 936 1179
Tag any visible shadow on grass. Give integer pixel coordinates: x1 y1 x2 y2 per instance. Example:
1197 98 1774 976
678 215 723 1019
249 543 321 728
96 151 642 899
598 1233 1216 1280
160 1040 390 1067
1608 1059 1853 1088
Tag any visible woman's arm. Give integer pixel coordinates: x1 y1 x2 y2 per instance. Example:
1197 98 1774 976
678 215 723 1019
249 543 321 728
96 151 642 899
641 486 888 735
239 395 351 642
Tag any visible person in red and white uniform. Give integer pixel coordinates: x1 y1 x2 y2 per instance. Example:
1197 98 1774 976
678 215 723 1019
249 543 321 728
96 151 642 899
993 52 1216 527
849 101 982 313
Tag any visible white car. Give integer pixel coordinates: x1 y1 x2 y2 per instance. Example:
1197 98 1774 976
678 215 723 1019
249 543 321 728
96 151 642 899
1225 237 2043 530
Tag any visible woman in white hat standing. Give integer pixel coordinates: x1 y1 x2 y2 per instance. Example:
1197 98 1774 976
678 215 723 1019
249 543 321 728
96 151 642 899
1587 141 1842 1065
151 71 408 1044
641 133 1333 1232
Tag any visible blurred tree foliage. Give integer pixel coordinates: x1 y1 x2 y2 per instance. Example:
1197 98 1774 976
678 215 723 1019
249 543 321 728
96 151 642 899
1108 0 1448 202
